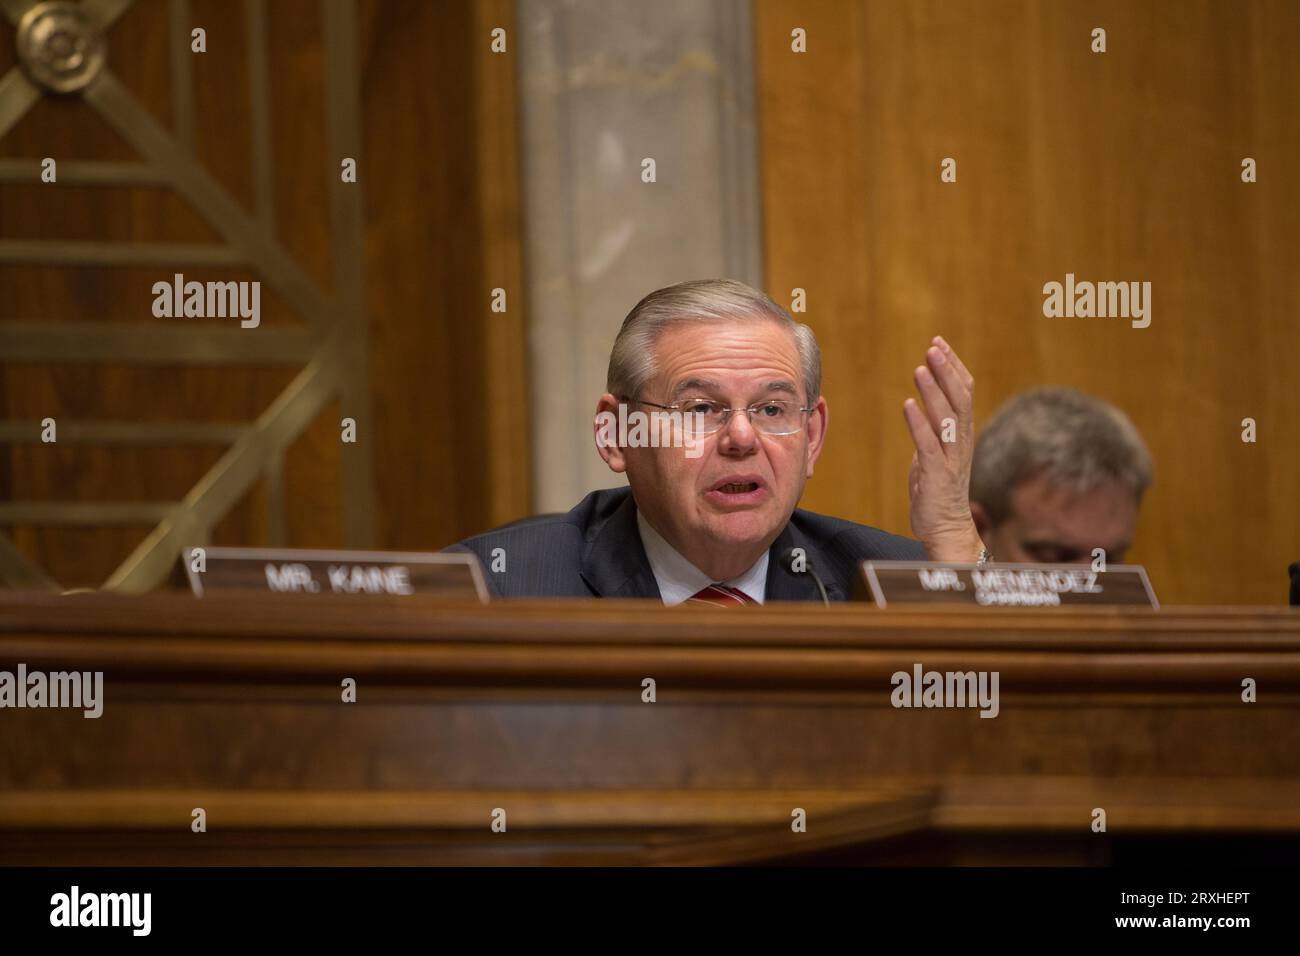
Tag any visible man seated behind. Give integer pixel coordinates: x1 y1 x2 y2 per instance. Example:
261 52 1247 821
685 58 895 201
452 278 986 602
969 388 1153 566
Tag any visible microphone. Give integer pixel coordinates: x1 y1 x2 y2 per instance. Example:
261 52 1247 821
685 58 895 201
1289 562 1300 607
780 547 830 607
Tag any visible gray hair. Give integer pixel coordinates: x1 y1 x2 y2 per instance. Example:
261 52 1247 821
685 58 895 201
606 279 822 403
970 387 1153 525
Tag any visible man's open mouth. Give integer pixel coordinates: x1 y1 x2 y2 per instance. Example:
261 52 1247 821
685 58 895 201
717 482 759 494
706 476 767 505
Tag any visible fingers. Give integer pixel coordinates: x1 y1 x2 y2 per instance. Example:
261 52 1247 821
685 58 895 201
909 337 976 465
903 397 942 461
926 345 972 420
914 356 957 436
932 335 974 391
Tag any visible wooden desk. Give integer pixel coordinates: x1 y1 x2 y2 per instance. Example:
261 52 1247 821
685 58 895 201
2 592 1298 865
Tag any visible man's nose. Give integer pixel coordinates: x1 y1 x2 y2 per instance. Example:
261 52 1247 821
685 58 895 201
716 408 759 454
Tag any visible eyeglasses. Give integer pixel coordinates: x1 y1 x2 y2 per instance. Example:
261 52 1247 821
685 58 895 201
634 398 812 436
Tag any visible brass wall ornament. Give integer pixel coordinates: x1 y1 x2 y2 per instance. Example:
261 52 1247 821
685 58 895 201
16 1 106 95
0 0 374 592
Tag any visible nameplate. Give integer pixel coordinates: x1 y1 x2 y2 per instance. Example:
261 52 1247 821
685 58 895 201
859 561 1158 609
182 547 488 602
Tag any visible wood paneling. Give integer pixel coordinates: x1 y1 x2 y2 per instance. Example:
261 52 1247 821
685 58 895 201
0 0 530 588
356 0 530 547
754 0 1299 604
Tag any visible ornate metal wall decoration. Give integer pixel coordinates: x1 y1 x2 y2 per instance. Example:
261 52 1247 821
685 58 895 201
0 0 373 592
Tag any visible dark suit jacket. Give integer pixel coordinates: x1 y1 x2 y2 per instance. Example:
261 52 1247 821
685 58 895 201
449 486 925 601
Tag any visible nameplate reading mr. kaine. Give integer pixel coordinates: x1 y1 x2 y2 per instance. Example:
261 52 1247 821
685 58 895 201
183 547 488 602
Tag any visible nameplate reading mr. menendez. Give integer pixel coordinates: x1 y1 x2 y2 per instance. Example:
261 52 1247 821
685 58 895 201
859 561 1158 609
182 547 488 603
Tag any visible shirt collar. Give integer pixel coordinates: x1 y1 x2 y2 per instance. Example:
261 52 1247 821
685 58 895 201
636 510 768 605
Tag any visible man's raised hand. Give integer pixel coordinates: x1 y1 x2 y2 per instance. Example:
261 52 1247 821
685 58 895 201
902 335 987 563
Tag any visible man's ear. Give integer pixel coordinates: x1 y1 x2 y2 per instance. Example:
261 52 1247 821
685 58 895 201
594 393 628 474
804 396 829 479
970 499 992 538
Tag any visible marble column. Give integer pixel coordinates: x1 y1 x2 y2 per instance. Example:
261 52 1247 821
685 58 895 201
516 0 764 512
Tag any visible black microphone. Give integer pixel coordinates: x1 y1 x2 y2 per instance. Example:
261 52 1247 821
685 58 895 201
780 547 830 607
1289 562 1300 607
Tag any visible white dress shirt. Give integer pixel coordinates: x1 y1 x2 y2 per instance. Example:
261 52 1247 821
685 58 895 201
636 511 768 605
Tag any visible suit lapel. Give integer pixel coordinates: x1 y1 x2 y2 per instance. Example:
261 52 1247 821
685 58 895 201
764 521 844 602
579 495 844 603
579 492 662 599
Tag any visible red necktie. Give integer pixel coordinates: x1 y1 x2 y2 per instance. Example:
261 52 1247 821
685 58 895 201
685 584 757 607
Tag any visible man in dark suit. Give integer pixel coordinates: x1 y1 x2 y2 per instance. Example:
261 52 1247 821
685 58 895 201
453 279 986 602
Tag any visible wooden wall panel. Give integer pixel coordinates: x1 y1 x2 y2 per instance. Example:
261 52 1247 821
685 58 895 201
755 0 1299 604
0 0 529 588
356 0 531 549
